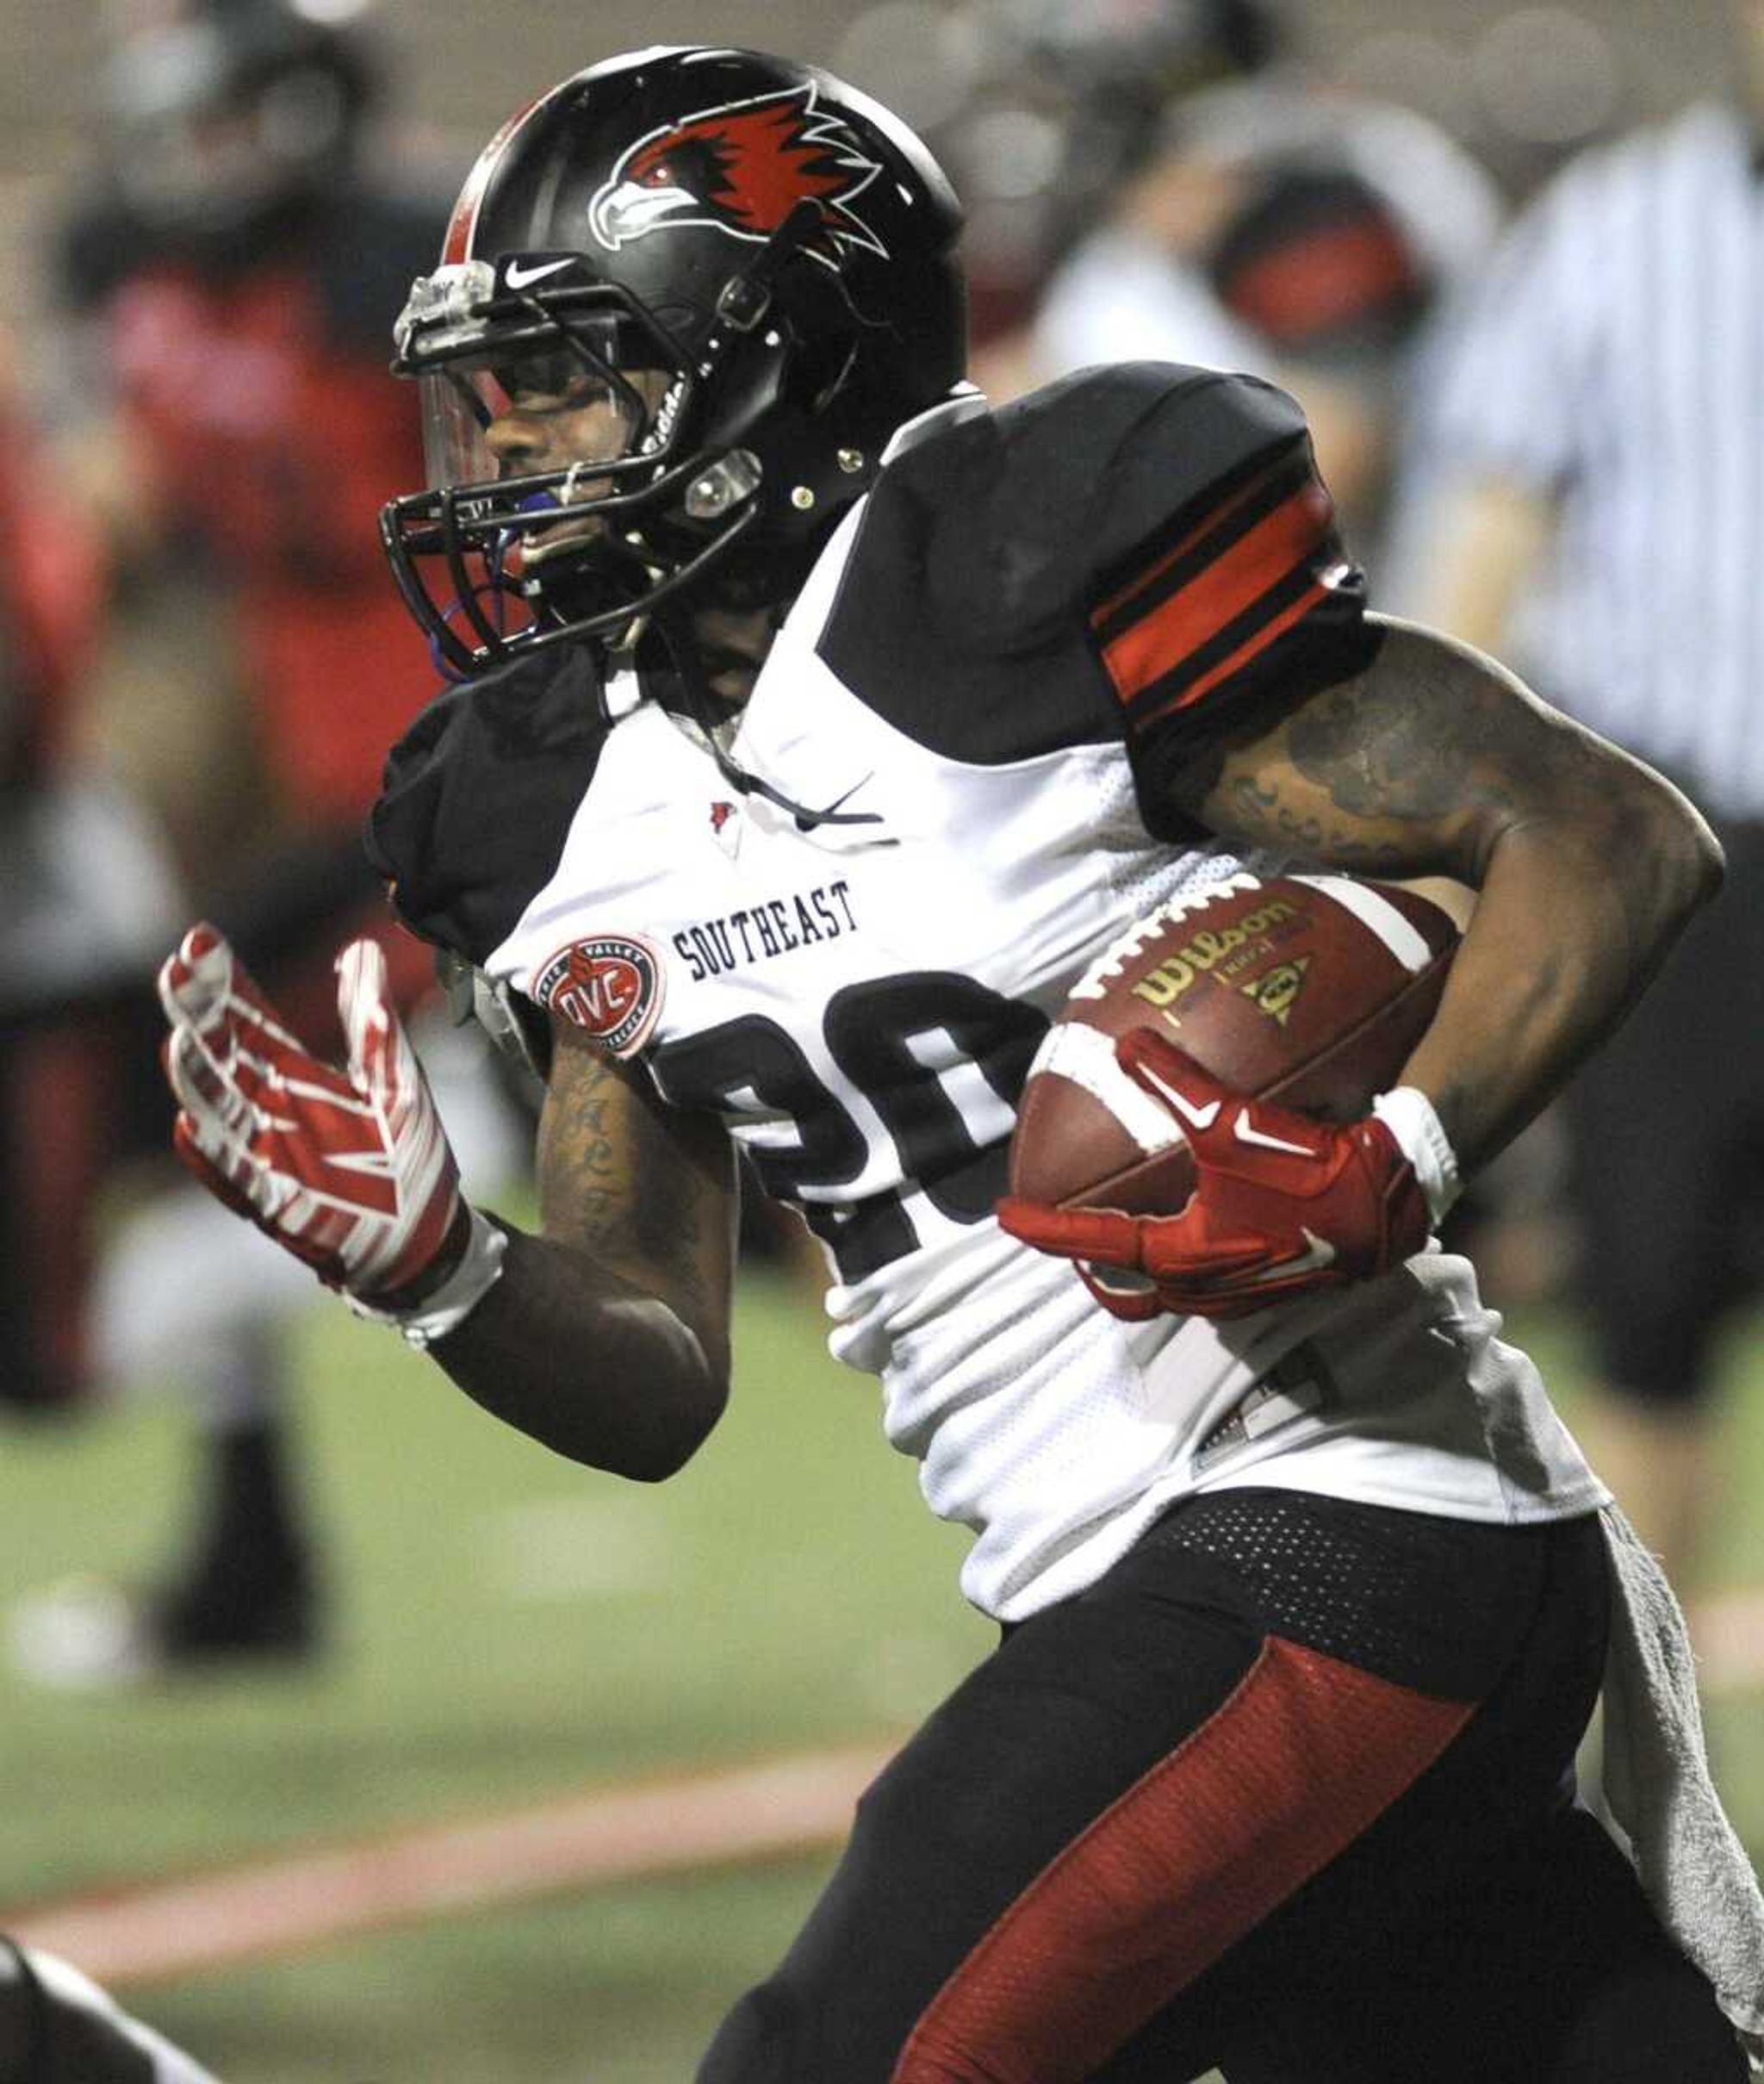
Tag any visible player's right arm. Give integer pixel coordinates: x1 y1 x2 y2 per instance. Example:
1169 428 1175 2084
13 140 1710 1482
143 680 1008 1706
426 1017 737 1479
160 925 737 1482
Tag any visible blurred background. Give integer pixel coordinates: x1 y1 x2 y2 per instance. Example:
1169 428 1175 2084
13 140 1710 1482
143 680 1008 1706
2 1 1761 2079
0 0 1732 331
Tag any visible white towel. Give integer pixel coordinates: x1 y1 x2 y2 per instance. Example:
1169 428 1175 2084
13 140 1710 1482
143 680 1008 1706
1599 1505 1764 2068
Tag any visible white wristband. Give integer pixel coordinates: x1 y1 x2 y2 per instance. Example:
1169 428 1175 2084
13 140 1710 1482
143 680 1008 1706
346 1205 508 1349
1371 1086 1463 1228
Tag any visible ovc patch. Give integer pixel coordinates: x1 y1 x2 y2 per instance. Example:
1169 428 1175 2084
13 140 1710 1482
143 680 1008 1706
531 932 666 1056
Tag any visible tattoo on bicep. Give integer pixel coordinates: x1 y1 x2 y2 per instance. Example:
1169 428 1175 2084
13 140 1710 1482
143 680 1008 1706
538 1051 630 1246
1220 636 1550 869
1285 659 1508 823
539 1043 715 1321
1221 762 1415 868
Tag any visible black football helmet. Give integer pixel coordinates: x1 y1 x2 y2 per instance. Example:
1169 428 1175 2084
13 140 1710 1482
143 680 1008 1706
381 46 968 678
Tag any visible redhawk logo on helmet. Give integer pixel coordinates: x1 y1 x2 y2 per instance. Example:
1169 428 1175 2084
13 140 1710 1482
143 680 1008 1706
587 86 887 260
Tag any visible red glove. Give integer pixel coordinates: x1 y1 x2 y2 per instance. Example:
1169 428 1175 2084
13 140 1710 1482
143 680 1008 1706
158 924 463 1302
997 1029 1434 1321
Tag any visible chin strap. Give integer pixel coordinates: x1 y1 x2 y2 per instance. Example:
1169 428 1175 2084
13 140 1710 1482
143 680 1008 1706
649 616 890 833
707 741 889 832
713 197 835 333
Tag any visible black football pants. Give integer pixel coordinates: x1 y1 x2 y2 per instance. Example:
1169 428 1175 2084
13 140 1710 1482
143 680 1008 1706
698 1490 1743 2083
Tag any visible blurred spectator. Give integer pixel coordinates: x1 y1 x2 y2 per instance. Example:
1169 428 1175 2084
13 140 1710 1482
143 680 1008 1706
1332 8 1630 203
0 339 176 1415
973 2 1501 565
926 0 1282 351
1390 0 1764 1618
5 0 519 1683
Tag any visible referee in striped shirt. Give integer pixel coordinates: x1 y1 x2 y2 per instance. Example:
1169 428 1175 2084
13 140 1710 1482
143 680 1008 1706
1397 3 1764 1622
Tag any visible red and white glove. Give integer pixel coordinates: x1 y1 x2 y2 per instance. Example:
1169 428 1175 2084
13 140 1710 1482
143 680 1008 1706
997 1029 1458 1322
158 923 505 1343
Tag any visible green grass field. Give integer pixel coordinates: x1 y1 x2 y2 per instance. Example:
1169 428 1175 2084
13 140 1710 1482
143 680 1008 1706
3 1265 1761 2081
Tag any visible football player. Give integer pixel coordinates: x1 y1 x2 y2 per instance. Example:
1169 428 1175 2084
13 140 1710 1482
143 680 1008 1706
158 47 1760 2081
0 1937 219 2082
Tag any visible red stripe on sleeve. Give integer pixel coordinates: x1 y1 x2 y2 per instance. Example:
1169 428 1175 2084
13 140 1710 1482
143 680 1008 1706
1136 575 1332 727
1090 453 1295 630
1097 477 1338 708
892 1637 1471 2084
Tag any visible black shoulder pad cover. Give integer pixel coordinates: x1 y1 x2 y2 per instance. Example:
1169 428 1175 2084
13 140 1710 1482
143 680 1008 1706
819 364 1308 764
364 644 611 968
917 364 1303 643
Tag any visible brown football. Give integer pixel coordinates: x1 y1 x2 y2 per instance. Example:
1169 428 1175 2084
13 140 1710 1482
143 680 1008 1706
1009 873 1460 1213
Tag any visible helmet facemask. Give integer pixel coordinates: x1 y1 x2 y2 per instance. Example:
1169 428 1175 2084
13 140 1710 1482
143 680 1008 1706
382 257 781 677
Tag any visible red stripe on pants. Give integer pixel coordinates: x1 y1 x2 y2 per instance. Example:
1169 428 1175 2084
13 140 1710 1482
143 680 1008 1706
892 1636 1473 2084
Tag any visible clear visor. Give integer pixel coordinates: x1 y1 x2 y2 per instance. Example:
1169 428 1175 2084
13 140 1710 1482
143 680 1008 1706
419 364 655 493
413 313 666 495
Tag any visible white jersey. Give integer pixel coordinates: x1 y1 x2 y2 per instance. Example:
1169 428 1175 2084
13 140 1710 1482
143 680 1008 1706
372 365 1604 1621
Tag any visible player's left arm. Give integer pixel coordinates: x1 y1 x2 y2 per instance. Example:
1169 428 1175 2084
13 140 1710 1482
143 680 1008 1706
1169 610 1724 1174
1001 613 1720 1316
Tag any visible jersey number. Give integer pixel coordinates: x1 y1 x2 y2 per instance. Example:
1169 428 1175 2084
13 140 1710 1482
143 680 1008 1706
650 973 1047 1280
